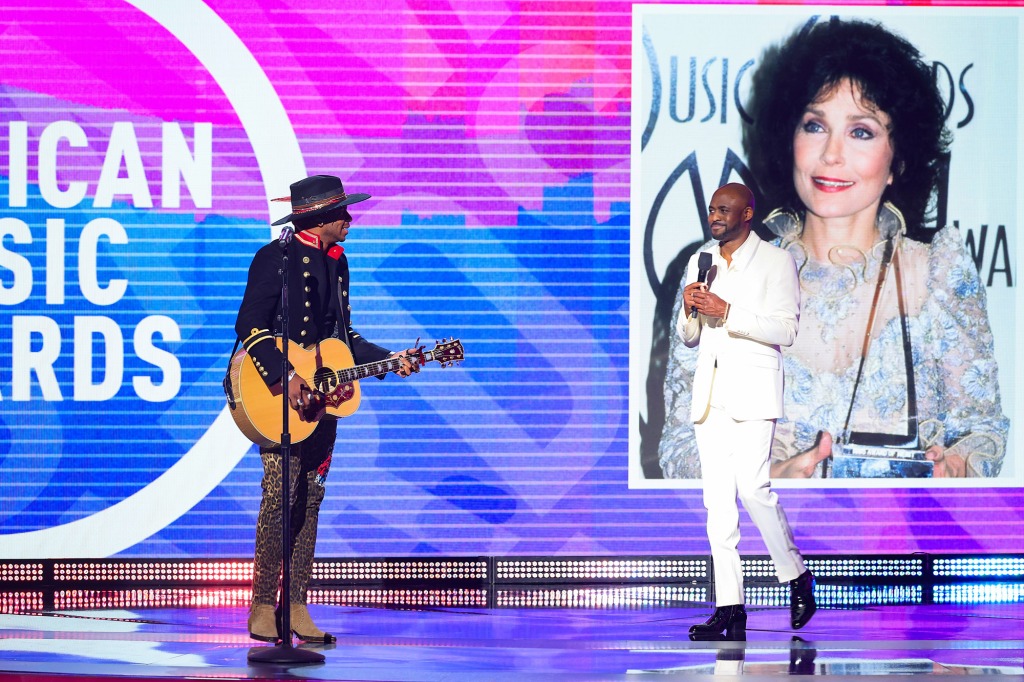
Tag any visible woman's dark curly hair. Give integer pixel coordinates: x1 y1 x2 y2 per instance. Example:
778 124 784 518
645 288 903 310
743 18 951 241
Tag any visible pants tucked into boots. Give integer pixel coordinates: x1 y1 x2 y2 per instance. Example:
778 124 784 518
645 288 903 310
251 419 336 607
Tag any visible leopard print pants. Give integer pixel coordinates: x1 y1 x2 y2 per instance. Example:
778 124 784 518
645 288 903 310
251 419 337 606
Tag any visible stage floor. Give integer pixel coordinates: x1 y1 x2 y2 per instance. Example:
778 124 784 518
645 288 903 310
1 594 1022 680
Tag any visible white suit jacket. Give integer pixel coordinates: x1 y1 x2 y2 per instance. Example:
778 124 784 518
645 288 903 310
679 232 800 422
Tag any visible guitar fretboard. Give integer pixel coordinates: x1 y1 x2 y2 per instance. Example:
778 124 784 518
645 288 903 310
334 351 437 384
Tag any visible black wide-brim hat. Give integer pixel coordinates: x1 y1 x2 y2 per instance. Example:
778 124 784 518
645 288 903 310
271 174 370 226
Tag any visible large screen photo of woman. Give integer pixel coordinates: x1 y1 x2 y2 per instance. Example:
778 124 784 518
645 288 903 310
630 6 1020 487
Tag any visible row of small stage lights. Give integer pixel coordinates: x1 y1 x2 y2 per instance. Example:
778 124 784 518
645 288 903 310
3 556 1024 584
3 582 1023 613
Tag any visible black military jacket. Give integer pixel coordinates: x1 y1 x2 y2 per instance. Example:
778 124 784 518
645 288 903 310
234 230 390 387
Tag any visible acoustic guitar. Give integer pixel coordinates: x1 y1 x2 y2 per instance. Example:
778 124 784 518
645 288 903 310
226 337 465 447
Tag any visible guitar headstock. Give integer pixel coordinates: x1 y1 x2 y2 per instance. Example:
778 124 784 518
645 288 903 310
431 337 465 367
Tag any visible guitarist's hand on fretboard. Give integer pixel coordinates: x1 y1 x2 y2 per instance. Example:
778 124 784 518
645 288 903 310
392 348 423 377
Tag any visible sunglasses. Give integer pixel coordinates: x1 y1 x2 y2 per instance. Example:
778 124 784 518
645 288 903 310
325 208 351 223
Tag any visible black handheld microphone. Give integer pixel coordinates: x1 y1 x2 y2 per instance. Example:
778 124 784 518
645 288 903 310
690 252 713 318
278 224 294 248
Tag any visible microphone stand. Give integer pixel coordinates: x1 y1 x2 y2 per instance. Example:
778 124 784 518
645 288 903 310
248 225 325 666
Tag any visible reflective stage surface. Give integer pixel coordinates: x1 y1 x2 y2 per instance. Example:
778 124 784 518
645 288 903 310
1 588 1022 680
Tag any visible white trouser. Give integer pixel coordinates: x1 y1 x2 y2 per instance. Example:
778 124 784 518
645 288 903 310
694 405 806 606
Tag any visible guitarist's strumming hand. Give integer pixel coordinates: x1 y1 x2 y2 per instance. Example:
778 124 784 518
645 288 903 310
286 372 321 421
392 348 422 378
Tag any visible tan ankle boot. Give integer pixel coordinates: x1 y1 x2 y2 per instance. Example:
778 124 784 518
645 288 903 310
289 603 335 643
248 603 280 642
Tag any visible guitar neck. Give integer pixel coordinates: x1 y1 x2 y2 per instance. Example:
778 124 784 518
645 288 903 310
335 350 438 384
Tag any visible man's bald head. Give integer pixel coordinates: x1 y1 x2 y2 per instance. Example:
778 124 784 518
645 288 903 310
708 183 755 249
717 183 755 217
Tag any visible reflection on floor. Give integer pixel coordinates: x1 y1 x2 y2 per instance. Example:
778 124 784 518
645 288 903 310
0 585 1022 680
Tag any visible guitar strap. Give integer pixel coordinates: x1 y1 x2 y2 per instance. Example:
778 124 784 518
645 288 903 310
337 277 352 350
222 337 241 409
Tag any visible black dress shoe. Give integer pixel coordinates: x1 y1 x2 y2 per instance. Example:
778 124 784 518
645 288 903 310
689 628 747 643
688 605 747 639
789 570 816 629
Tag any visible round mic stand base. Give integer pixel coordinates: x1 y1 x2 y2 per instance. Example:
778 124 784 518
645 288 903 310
247 642 325 665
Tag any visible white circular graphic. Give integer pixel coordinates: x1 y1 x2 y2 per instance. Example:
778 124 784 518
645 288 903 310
0 0 306 558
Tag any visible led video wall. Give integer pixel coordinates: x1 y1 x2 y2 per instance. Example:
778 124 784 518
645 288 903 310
0 1 1021 560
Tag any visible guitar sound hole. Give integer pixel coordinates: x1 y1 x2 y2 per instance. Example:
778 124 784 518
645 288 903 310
313 367 337 393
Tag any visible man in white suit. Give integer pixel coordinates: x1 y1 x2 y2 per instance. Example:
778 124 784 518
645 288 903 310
682 183 816 639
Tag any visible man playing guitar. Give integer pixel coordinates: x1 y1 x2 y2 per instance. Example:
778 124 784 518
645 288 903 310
235 174 417 644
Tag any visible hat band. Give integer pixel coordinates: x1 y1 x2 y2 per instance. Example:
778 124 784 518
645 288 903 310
290 193 347 215
271 190 349 214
